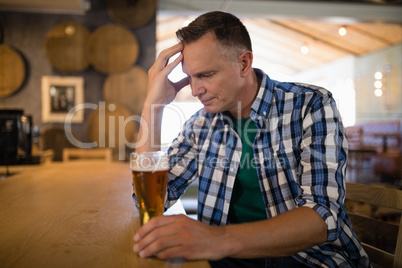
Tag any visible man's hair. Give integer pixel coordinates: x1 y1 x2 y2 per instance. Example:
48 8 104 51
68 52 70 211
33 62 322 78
176 11 252 60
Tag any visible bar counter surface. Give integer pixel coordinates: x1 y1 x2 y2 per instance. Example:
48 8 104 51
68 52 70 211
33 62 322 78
0 161 210 268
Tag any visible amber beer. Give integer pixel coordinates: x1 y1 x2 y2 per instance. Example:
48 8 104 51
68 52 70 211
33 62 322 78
131 151 169 226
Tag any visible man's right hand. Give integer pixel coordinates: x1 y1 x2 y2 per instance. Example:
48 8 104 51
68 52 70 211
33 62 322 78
145 42 190 107
136 43 189 152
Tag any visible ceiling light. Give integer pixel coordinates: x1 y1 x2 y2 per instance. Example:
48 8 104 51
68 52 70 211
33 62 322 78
374 71 383 80
338 26 347 36
374 81 382 88
374 88 383 97
300 45 309 55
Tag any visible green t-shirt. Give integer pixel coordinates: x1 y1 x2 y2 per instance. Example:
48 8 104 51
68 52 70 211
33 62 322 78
227 116 267 224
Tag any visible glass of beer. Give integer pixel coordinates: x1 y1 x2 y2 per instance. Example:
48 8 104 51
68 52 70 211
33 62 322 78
130 151 169 226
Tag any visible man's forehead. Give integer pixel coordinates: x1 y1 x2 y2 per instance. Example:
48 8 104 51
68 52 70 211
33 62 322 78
181 52 218 75
181 38 223 73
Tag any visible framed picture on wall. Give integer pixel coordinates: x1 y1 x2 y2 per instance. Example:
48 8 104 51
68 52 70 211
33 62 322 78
41 76 84 123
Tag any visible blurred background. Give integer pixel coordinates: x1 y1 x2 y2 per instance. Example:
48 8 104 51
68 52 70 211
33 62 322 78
0 0 401 187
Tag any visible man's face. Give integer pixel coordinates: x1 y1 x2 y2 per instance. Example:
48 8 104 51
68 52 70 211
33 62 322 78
181 33 247 115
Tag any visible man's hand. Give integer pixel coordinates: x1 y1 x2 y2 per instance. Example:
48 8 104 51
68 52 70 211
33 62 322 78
133 207 328 261
135 43 190 152
133 215 230 260
146 42 190 107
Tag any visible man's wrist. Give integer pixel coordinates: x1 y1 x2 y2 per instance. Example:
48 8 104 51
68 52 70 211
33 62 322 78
217 225 244 258
142 101 166 115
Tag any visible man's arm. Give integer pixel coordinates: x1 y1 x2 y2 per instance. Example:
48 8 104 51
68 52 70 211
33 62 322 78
136 102 164 153
133 207 326 260
133 89 343 261
135 42 189 153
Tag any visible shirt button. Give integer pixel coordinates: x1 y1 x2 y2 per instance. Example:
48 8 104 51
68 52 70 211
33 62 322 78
263 111 267 116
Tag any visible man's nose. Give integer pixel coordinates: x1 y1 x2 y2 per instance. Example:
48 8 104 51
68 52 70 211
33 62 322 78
191 80 206 97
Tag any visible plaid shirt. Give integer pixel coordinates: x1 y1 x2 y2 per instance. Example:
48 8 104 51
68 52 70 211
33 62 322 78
166 69 371 267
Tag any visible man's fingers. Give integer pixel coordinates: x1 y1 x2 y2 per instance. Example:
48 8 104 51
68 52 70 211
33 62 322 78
134 215 184 244
161 53 183 76
134 216 185 256
139 235 180 258
155 245 186 260
134 215 172 241
133 215 226 260
155 42 183 71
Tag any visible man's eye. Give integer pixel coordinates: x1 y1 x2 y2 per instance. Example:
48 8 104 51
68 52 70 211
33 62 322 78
202 73 213 78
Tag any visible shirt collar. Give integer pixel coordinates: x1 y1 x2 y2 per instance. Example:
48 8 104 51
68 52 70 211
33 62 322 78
217 68 274 122
250 68 274 120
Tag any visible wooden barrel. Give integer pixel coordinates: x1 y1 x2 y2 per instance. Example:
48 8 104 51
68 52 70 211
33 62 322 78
103 66 148 116
87 103 137 152
106 0 156 28
86 24 139 74
0 45 26 98
44 22 90 73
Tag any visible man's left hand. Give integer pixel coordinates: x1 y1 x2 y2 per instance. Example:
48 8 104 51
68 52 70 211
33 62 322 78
133 214 229 260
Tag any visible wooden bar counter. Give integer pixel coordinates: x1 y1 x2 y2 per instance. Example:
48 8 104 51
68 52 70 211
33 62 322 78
0 161 210 268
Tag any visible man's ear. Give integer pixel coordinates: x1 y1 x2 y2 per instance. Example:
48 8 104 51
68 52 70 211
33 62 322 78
239 51 253 77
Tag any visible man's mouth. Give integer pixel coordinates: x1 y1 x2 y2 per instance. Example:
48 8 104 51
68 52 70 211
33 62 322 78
199 97 214 106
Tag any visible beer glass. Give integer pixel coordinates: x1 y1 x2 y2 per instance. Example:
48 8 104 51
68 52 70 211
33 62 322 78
130 151 169 226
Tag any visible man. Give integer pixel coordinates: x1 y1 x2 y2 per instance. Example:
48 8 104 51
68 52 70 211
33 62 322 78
133 11 371 268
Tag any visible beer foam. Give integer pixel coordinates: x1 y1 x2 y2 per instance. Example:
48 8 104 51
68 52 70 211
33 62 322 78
131 152 169 172
132 166 169 172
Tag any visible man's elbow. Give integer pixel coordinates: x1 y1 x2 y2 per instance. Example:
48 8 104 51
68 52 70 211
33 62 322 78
316 216 328 245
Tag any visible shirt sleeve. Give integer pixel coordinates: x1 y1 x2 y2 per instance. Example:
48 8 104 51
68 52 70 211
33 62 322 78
165 115 200 209
297 91 348 242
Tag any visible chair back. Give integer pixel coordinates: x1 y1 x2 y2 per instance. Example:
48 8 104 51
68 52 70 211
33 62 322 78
346 182 402 268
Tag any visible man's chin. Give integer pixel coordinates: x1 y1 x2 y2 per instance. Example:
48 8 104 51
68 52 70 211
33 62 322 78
203 106 219 114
